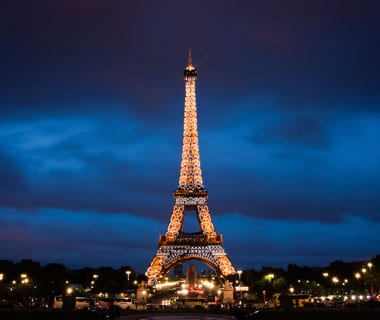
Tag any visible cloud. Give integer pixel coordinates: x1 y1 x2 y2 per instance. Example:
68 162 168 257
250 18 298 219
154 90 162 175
217 213 380 270
1 207 378 272
200 106 380 223
0 110 179 217
1 86 379 227
0 207 165 270
0 150 29 197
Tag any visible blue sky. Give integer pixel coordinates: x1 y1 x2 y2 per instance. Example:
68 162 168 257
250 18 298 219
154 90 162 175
1 0 379 273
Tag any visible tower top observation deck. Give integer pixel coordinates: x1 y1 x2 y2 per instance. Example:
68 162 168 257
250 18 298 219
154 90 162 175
184 49 197 79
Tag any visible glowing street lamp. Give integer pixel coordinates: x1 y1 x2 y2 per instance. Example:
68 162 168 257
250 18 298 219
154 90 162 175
355 272 361 293
20 274 29 284
367 262 374 295
125 270 132 289
264 273 275 281
237 270 243 302
332 276 339 293
237 270 242 282
90 274 99 290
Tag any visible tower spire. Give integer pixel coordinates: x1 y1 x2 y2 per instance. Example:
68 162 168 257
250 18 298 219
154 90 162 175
179 49 202 192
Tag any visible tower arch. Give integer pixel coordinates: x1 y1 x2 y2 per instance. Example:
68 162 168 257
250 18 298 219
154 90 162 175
160 256 222 278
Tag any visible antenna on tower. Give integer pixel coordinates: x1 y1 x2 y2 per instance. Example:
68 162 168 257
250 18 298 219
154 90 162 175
184 49 196 76
188 48 192 66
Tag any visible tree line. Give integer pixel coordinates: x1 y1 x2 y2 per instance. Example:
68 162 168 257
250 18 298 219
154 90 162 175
0 254 379 301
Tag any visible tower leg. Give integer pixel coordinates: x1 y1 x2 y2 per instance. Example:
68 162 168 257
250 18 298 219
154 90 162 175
145 255 168 285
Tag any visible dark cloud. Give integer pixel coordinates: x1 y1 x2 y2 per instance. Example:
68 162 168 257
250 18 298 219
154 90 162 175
256 113 328 148
0 150 30 207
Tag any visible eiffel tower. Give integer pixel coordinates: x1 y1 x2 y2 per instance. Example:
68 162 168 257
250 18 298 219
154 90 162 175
145 50 236 285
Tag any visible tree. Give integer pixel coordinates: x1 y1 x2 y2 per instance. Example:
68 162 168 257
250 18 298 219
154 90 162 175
40 263 68 297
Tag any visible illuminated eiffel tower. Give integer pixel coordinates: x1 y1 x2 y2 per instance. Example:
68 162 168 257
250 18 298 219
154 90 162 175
145 50 236 285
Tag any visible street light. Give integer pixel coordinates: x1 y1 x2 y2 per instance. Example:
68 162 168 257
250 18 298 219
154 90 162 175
91 274 98 291
237 270 242 284
367 262 374 296
266 273 275 281
355 272 361 293
142 290 147 309
20 274 29 285
126 270 131 289
237 270 243 302
332 277 339 294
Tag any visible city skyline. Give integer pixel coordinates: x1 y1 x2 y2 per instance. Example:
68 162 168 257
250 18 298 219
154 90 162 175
1 1 380 273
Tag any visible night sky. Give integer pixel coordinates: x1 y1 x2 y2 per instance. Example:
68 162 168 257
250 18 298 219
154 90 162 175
1 0 380 273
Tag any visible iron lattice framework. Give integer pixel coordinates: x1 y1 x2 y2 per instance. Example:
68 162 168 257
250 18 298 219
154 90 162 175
145 50 235 285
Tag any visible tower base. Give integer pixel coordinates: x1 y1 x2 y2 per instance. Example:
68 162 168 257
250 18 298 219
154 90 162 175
146 243 235 285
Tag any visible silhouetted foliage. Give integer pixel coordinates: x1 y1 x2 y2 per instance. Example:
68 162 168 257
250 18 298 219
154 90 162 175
0 255 379 301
